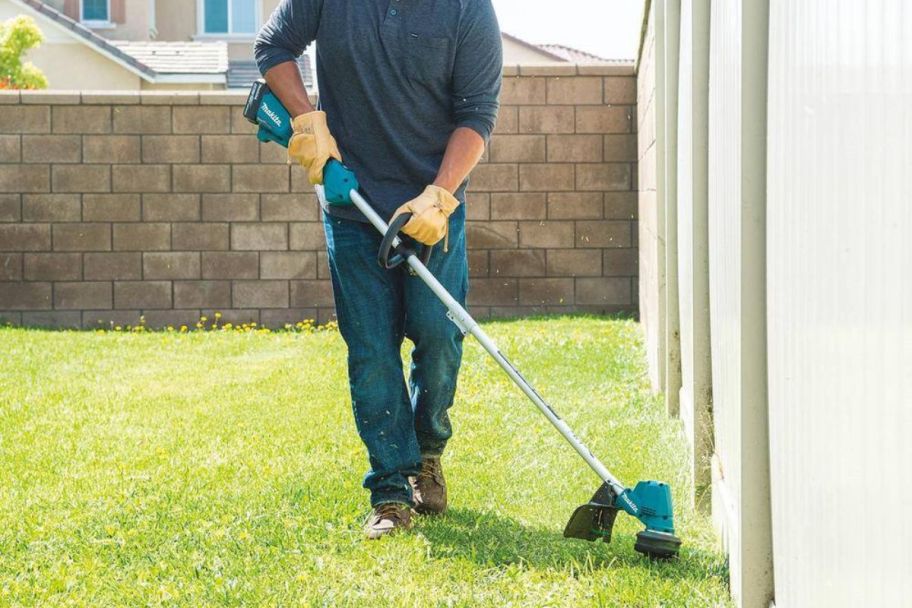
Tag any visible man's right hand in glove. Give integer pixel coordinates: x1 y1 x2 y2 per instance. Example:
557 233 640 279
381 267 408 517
288 111 342 185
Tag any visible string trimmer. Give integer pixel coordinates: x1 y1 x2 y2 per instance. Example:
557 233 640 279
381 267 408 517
244 80 682 559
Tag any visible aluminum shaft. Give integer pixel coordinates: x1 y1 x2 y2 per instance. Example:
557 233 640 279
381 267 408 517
316 185 626 495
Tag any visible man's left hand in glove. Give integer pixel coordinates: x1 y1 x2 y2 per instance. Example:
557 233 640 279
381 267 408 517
390 185 461 250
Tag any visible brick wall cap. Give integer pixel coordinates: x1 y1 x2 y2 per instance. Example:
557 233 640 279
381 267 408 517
198 91 249 106
81 91 142 105
577 64 636 76
519 64 579 76
21 91 81 104
140 91 200 106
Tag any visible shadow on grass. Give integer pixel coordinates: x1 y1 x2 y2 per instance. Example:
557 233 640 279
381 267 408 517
416 508 726 582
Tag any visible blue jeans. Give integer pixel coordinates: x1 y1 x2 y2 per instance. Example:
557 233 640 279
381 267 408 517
322 206 468 507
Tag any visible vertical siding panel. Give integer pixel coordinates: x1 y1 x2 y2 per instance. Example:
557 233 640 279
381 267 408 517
708 0 743 597
709 1 773 606
768 0 912 605
676 0 713 500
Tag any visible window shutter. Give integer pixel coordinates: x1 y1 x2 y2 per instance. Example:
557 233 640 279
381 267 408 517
111 0 126 24
62 0 79 20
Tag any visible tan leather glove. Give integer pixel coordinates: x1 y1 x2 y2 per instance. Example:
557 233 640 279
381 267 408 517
288 111 342 185
391 185 461 250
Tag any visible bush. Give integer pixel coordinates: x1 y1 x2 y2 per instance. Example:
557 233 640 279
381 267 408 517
0 15 48 90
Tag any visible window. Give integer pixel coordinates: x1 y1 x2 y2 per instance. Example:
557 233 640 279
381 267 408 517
202 0 258 35
81 0 110 23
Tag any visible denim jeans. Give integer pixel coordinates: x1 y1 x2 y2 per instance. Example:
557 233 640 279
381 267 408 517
322 206 468 507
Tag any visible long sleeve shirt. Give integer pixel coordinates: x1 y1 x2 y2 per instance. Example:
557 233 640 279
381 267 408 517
255 0 503 221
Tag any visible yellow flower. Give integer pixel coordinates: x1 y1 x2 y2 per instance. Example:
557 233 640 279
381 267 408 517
180 325 188 333
214 312 222 319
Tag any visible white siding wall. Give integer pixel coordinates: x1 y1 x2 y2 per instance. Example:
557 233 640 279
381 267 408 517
766 1 912 605
707 0 743 584
708 2 773 606
676 0 712 497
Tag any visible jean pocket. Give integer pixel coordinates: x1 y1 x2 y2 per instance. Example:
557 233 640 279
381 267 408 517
406 35 451 84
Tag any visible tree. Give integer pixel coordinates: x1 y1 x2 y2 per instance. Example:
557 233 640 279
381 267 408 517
0 15 48 90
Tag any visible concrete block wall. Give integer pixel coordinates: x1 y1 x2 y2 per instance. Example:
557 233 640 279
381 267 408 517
0 66 638 328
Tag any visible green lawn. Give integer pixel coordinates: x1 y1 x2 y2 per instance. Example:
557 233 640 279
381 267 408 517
0 317 729 607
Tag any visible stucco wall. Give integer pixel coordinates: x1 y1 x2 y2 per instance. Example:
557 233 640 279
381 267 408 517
152 0 200 42
29 43 142 90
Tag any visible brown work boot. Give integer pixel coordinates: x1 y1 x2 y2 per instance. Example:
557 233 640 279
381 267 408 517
364 502 413 540
411 456 447 515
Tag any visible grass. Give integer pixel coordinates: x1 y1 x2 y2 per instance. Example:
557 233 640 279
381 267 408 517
0 316 729 607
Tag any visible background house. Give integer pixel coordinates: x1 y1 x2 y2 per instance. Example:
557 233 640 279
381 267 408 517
1 0 619 91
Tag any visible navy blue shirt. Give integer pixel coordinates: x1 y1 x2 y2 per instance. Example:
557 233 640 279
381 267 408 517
255 0 503 221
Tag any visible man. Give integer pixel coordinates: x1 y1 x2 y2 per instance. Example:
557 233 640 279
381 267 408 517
254 0 502 539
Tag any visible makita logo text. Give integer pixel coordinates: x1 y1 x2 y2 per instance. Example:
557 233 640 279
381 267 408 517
620 493 638 513
261 103 282 127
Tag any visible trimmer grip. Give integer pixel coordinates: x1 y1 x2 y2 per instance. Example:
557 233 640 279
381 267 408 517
323 160 359 206
378 212 433 269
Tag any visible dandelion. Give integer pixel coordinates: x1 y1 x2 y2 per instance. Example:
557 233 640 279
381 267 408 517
180 325 188 333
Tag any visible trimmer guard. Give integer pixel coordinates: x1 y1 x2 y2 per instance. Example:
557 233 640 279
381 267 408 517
563 482 619 542
565 480 682 559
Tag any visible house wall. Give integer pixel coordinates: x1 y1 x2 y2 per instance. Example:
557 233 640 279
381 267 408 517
639 1 911 606
154 0 280 59
106 0 152 41
0 66 639 328
766 2 912 606
0 0 142 90
152 0 198 41
29 43 142 89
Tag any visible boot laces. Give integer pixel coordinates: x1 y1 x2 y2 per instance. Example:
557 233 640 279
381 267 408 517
375 503 406 523
417 459 444 486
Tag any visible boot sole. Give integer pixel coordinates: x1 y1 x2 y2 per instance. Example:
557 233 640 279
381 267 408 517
414 503 447 515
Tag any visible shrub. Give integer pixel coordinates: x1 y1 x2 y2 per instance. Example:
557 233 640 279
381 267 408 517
0 15 48 90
